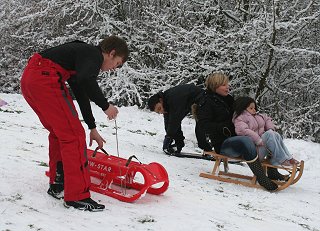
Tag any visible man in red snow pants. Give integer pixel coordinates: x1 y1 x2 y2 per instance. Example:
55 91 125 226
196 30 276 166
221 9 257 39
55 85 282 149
20 36 129 211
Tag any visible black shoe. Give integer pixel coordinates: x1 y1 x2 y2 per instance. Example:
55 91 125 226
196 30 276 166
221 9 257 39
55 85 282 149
47 184 64 199
64 198 105 212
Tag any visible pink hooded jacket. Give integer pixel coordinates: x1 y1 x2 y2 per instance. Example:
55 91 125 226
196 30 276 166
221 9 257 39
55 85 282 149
233 110 275 145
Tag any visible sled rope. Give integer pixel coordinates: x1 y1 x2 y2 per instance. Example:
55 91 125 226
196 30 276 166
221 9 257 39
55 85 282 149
114 119 127 195
115 120 120 157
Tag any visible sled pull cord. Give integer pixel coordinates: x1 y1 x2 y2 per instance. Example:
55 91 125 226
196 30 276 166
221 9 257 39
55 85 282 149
114 119 127 193
115 119 120 157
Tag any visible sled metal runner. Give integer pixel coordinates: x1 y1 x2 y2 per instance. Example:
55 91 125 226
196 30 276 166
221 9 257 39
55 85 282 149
199 151 304 191
165 151 215 160
87 148 169 202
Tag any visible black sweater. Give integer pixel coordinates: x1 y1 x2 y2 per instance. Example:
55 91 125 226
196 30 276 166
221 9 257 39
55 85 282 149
40 41 108 129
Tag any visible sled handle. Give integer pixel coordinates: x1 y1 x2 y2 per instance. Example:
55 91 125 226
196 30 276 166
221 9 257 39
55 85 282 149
125 155 142 167
92 147 110 157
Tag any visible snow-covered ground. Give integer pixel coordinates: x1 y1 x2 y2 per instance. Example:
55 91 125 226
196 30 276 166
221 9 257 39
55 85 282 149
0 93 319 231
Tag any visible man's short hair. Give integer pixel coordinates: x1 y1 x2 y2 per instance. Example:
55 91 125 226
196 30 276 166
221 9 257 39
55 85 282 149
99 35 129 62
147 92 162 111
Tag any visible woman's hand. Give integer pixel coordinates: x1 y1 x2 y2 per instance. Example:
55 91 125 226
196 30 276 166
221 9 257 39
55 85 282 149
89 128 106 149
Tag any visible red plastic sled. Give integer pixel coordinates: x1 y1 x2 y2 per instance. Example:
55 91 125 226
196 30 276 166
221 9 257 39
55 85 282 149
87 148 169 202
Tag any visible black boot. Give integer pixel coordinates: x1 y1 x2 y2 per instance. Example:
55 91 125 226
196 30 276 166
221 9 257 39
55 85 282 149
55 161 64 185
267 167 289 181
47 161 64 199
247 158 278 191
47 184 64 199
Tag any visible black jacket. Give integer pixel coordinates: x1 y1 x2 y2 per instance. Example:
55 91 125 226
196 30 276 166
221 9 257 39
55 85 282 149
40 41 108 129
195 90 235 153
162 84 204 140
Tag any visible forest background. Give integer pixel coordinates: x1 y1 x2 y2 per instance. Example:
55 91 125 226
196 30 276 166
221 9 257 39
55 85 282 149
0 0 319 142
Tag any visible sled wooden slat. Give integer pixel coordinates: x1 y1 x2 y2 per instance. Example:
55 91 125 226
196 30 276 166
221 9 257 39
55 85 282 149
218 171 256 181
200 151 304 191
200 172 261 189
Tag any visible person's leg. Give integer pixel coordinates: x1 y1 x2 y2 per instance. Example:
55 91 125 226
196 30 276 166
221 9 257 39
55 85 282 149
220 136 256 160
267 167 290 181
260 131 290 180
220 136 278 191
48 132 63 184
273 131 293 160
47 132 64 198
257 146 269 161
195 123 212 151
21 94 64 197
261 130 289 165
21 60 90 201
174 125 185 152
21 65 62 190
246 157 278 191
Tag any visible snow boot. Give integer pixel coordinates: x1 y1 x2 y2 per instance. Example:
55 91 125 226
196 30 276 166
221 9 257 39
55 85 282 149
47 184 64 199
55 161 64 185
247 158 278 191
47 161 64 199
267 167 290 181
64 198 105 212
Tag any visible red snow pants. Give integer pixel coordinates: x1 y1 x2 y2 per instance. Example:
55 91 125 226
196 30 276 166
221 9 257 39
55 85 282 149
20 53 91 201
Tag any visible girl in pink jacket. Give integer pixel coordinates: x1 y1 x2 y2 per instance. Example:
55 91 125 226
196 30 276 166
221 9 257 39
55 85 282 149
233 97 299 167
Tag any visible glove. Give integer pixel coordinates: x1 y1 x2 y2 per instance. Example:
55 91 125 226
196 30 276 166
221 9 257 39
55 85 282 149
163 136 174 155
174 139 185 154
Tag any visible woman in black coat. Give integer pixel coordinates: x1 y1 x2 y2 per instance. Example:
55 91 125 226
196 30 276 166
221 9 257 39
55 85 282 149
193 72 278 191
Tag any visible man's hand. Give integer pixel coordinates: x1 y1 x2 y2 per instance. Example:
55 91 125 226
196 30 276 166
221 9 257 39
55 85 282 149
104 104 118 120
89 128 106 149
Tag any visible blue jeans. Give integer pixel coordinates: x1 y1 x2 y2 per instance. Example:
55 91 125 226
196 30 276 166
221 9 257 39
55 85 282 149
220 136 257 161
258 130 292 165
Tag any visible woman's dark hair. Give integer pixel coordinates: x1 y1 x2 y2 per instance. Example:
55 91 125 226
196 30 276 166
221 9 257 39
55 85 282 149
147 91 164 111
234 96 257 118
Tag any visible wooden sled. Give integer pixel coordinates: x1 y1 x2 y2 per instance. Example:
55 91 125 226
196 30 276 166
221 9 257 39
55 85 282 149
199 151 304 191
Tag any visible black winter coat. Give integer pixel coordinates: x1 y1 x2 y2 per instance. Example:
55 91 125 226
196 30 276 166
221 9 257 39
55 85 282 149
162 84 204 141
195 90 236 153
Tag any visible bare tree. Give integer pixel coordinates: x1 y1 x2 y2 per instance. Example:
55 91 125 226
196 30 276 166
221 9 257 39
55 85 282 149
0 0 319 141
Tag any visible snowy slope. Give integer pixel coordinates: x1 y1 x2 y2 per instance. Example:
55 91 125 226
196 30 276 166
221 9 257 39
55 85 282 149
0 93 319 231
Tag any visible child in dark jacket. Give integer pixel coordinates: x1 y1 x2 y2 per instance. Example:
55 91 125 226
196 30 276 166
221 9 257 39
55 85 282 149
148 84 204 155
233 96 299 166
